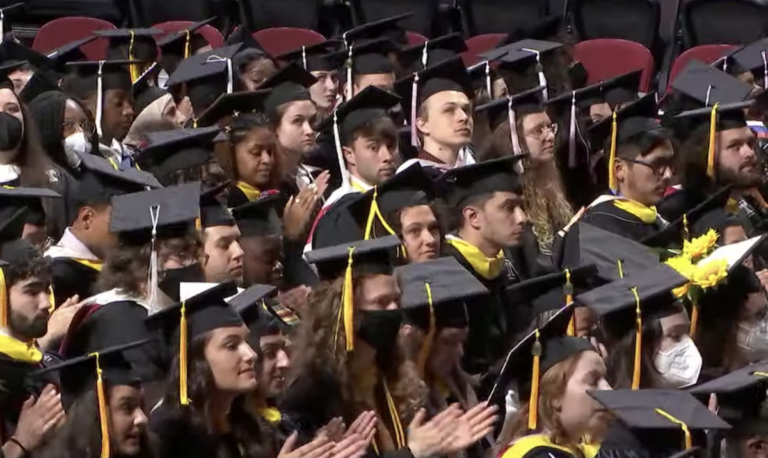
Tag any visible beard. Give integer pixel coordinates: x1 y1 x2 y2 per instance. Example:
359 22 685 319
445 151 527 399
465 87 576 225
9 309 48 340
718 163 761 189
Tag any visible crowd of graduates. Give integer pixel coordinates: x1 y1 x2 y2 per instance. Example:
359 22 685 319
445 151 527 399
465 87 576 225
2 9 768 458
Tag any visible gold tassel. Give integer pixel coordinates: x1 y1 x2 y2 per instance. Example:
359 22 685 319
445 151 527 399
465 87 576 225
180 301 189 405
128 30 140 83
363 187 398 240
195 218 202 231
416 283 435 376
706 103 719 179
383 380 406 448
564 269 575 336
90 352 111 458
682 214 689 241
689 301 699 338
336 247 355 352
48 287 55 314
631 287 642 390
617 259 624 279
0 267 7 327
608 111 618 190
528 329 541 431
655 409 692 450
184 30 191 59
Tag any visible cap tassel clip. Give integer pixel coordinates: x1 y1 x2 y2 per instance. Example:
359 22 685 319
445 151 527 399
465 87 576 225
180 300 189 405
96 61 105 138
706 101 720 180
184 30 192 59
631 286 642 390
568 91 577 168
364 187 398 240
416 283 436 377
411 74 421 148
528 328 541 431
128 30 140 84
332 110 351 186
507 97 524 174
762 50 768 89
89 352 111 458
334 247 356 352
0 267 7 328
564 269 575 336
608 110 618 190
655 409 692 450
147 205 161 314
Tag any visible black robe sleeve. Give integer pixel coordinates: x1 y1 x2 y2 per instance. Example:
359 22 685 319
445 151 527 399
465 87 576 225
48 259 99 307
41 165 78 242
227 185 250 208
580 201 661 243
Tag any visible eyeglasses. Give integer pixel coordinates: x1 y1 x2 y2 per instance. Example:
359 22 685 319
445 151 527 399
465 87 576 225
62 120 96 136
624 158 674 176
525 123 558 140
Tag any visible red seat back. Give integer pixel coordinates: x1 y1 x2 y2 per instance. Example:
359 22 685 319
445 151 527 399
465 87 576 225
667 44 737 89
406 31 428 46
32 17 117 61
573 38 655 92
462 33 505 66
252 27 326 57
152 21 225 50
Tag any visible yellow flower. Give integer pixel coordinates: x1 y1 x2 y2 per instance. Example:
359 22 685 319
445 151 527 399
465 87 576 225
665 254 696 280
683 229 719 260
692 259 729 289
672 283 690 299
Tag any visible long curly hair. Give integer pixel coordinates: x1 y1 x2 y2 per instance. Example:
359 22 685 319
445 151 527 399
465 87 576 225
162 332 273 458
213 112 283 189
289 276 428 449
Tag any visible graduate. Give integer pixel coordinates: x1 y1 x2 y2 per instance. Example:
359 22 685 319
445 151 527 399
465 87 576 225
398 33 468 74
46 152 161 307
199 183 245 286
274 40 342 118
137 125 223 187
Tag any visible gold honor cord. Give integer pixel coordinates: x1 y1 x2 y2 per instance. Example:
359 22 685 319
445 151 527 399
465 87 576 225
564 269 575 336
416 283 435 376
608 111 618 190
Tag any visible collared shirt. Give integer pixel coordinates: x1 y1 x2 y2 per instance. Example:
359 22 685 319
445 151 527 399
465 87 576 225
45 227 100 261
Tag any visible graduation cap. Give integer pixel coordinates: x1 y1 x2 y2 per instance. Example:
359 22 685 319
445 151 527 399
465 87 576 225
138 126 220 180
93 28 161 82
497 15 563 48
46 35 99 65
231 191 282 237
145 281 242 405
493 39 562 101
275 39 342 72
227 284 294 344
259 62 318 114
696 234 767 273
194 88 272 128
340 13 412 47
397 257 487 372
577 264 688 388
157 18 217 76
322 37 397 103
346 162 434 240
305 235 400 351
689 359 768 422
0 186 61 246
488 305 595 432
398 33 468 73
437 156 525 208
73 151 161 209
0 3 23 44
590 389 731 453
110 181 201 238
200 182 234 228
32 339 152 458
394 57 472 148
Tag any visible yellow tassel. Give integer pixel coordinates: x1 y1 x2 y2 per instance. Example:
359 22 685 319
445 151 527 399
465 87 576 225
706 103 719 179
89 352 111 458
48 287 55 314
564 269 575 336
689 302 699 338
608 111 618 191
128 30 140 83
383 380 406 448
617 259 624 279
184 30 191 59
339 247 355 352
683 214 690 242
0 267 7 327
363 188 399 241
195 218 202 231
528 329 541 431
416 283 435 376
655 408 692 450
631 287 642 390
180 301 189 405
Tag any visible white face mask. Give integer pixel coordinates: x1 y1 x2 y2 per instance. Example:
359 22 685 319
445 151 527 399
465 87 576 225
653 336 702 388
62 131 91 168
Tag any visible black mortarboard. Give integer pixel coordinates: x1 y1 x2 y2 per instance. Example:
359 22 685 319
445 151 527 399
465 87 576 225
398 257 487 330
488 305 595 433
670 60 753 111
94 28 160 84
156 18 217 76
318 84 400 139
305 234 400 281
497 15 563 48
340 13 412 47
46 36 98 65
505 264 598 317
109 182 200 241
696 234 767 274
329 38 398 86
275 39 342 72
437 156 525 208
260 62 318 113
0 186 61 242
689 359 768 422
228 285 293 344
548 70 642 114
167 44 242 114
398 33 468 73
489 39 562 98
559 222 661 283
0 239 40 266
394 55 472 111
231 192 282 237
588 92 664 149
474 85 547 130
591 389 731 454
195 89 272 128
74 151 161 208
138 126 220 180
200 182 235 228
228 283 278 327
720 38 768 76
346 162 434 239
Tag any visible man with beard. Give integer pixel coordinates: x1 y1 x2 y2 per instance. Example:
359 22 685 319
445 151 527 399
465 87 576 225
578 94 676 243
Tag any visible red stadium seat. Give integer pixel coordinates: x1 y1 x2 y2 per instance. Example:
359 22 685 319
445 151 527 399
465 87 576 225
253 27 326 57
406 31 428 46
32 17 117 61
152 21 225 50
462 33 505 66
573 38 655 92
666 44 737 89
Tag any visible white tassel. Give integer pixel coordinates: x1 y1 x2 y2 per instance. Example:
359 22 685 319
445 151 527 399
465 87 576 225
410 74 420 148
0 11 5 44
705 85 713 107
301 46 307 70
148 205 161 314
333 111 350 186
508 97 524 174
421 43 429 69
346 44 354 101
485 61 492 99
523 48 547 102
762 50 768 89
204 55 233 93
569 91 577 168
96 61 105 138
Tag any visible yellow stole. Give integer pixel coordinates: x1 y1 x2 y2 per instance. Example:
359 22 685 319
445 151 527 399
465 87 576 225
612 199 658 224
500 434 600 458
236 181 261 202
445 237 504 280
258 406 282 424
0 333 42 364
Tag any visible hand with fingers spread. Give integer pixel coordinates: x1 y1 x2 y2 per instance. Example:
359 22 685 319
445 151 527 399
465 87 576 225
406 405 463 458
441 402 498 454
313 170 331 200
12 384 66 452
344 411 377 441
279 432 335 458
283 186 322 241
330 429 376 458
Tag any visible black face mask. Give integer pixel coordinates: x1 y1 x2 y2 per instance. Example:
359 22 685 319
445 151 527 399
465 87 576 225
357 309 402 368
158 263 206 301
0 112 23 152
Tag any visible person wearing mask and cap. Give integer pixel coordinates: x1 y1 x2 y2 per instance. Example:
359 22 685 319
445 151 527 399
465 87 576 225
45 152 161 308
198 183 245 286
308 85 402 250
137 125 222 187
275 40 342 119
436 156 529 374
33 340 153 458
577 94 676 243
394 56 475 171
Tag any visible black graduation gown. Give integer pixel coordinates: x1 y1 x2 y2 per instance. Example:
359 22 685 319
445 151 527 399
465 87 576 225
227 185 251 209
42 164 79 242
48 258 100 307
580 199 664 244
310 193 363 249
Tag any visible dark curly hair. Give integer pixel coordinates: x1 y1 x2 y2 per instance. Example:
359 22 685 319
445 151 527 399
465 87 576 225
213 112 282 190
3 239 50 287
